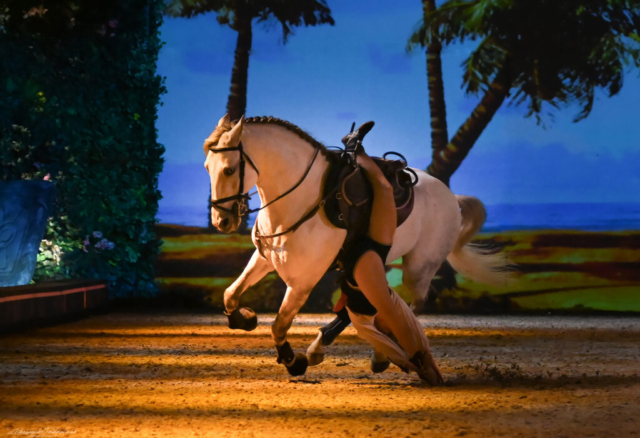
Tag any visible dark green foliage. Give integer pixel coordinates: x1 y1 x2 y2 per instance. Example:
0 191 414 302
0 0 166 297
409 0 640 123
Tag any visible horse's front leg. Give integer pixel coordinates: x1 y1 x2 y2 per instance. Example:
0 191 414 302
272 285 314 376
210 249 273 331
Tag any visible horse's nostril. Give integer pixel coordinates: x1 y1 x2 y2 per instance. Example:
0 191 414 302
220 218 230 228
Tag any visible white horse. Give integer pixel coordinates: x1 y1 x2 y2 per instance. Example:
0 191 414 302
204 114 509 376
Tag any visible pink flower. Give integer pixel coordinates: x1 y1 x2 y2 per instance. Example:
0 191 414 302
95 238 114 251
43 173 51 181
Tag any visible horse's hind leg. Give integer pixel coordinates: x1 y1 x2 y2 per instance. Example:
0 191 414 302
402 252 441 315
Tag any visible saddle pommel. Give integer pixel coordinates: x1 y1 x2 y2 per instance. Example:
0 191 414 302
341 121 375 151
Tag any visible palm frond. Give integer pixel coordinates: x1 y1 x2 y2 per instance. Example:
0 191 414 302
164 0 228 18
462 36 507 94
256 0 334 42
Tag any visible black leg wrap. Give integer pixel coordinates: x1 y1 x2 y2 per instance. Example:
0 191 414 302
276 341 295 364
276 342 308 376
225 307 258 331
319 307 351 346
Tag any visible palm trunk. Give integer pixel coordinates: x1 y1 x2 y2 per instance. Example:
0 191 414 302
226 16 252 120
427 70 510 186
209 16 253 232
420 0 455 305
422 0 448 157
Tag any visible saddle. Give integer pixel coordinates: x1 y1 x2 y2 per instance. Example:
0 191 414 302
322 122 417 247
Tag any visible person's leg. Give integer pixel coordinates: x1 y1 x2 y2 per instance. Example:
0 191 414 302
354 251 423 358
347 308 417 372
353 151 423 357
388 288 443 384
356 152 396 245
354 151 443 384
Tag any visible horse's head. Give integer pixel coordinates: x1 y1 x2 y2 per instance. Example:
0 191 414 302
204 114 257 233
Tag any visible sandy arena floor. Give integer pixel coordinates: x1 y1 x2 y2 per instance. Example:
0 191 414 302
1 312 640 437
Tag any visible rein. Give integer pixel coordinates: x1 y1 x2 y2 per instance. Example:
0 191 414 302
209 140 322 231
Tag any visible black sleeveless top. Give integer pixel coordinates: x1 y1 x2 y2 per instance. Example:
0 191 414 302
339 235 392 316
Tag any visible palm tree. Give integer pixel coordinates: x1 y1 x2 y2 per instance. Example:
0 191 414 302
166 0 334 231
409 0 450 166
165 0 334 120
408 1 459 297
410 0 640 186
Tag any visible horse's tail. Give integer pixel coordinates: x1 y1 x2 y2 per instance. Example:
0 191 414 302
446 195 513 287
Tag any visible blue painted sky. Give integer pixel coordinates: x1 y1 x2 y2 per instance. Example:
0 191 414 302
157 0 640 220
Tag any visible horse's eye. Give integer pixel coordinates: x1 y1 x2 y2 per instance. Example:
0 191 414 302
223 167 235 176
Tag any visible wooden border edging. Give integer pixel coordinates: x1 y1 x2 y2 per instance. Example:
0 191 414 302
0 280 109 332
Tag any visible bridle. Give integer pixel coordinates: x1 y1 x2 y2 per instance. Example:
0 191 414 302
209 141 260 217
208 140 321 224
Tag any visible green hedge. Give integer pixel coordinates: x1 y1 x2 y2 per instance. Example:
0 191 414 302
0 0 166 297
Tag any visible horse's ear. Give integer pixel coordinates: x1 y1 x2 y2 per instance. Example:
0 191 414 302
228 115 245 145
217 113 231 129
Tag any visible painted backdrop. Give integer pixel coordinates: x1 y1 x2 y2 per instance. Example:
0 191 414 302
155 0 640 313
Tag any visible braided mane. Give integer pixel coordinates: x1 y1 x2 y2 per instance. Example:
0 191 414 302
205 116 336 162
244 116 328 155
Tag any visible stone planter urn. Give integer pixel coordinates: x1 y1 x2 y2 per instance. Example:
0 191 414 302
0 181 56 287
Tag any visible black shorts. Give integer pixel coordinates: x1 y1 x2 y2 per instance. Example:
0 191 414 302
340 235 391 316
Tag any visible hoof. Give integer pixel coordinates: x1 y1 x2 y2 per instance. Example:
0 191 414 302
226 307 258 331
285 352 308 376
307 353 325 367
371 359 390 374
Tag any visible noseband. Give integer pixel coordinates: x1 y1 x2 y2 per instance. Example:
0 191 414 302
209 140 321 219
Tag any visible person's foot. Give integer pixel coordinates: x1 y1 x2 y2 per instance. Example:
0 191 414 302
409 350 444 386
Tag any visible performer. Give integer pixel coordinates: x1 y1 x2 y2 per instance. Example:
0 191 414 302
335 125 444 385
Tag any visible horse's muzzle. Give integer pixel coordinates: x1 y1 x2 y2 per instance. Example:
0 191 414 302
212 211 241 233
